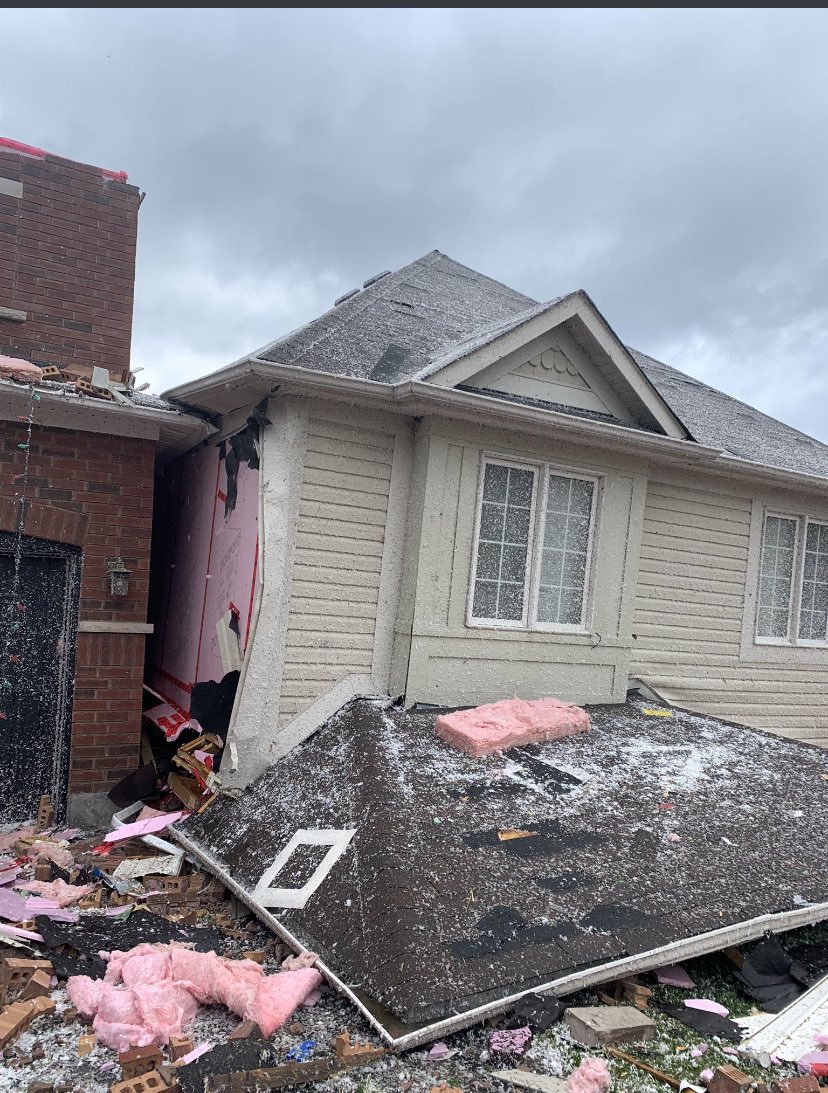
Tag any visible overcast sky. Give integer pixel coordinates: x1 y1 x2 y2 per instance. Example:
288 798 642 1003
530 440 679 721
2 8 827 439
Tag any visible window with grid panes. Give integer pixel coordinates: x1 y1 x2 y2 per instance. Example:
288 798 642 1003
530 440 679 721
756 512 828 644
469 459 598 630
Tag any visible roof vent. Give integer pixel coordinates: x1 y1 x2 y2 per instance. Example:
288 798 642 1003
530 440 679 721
334 288 360 307
363 269 392 289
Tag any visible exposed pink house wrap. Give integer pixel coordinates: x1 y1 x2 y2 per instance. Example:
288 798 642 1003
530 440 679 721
436 696 590 757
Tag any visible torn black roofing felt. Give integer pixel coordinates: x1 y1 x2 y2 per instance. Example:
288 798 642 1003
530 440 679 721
177 696 828 1034
251 249 828 480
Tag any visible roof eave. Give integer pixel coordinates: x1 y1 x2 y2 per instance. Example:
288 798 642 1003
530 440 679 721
0 378 215 457
167 358 828 492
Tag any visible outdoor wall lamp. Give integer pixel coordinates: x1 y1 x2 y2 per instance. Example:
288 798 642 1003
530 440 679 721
106 557 131 597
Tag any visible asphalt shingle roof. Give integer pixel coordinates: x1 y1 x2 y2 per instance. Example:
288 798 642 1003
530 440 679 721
255 249 828 482
632 348 828 480
177 695 828 1041
258 250 536 383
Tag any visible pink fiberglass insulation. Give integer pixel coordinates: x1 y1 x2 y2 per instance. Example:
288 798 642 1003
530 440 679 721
0 354 44 382
67 975 199 1052
17 879 94 906
567 1056 611 1093
69 942 323 1049
28 842 74 870
436 696 590 757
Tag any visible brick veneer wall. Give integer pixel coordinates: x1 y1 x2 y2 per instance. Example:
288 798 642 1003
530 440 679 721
0 420 154 794
0 145 140 384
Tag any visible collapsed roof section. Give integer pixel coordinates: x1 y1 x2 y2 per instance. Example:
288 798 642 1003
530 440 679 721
175 695 828 1048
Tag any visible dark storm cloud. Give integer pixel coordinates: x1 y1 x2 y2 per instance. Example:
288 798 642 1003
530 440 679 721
1 8 827 439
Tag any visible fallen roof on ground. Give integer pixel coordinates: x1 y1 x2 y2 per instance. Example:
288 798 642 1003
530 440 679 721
173 694 828 1049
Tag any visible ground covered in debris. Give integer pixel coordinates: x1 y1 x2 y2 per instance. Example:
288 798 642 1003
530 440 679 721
2 807 828 1092
179 695 828 1030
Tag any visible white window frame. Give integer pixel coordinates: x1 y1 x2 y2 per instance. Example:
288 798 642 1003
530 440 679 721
466 457 539 630
530 465 600 634
466 455 601 634
755 510 828 648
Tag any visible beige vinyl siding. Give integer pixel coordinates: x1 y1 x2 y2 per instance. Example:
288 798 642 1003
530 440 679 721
278 417 394 725
631 479 828 746
401 420 648 707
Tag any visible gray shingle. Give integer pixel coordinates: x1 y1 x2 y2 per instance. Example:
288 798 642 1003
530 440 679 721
632 349 828 479
258 250 536 382
255 248 828 481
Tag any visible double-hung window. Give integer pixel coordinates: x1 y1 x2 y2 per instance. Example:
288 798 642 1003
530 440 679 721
468 458 599 631
756 512 828 645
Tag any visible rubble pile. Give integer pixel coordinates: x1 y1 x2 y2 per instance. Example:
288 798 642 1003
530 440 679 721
2 792 828 1092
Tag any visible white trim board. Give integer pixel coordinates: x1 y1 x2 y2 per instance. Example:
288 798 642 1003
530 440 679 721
251 828 357 909
740 972 828 1061
222 396 309 788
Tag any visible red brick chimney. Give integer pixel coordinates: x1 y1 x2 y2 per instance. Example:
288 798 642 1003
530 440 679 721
0 137 140 385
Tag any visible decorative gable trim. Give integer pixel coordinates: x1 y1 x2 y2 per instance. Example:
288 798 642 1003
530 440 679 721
421 292 688 439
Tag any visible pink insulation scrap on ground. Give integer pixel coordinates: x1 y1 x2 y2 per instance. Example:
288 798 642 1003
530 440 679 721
0 826 34 853
436 696 590 757
567 1056 611 1093
17 879 94 906
654 963 696 989
28 841 74 870
104 811 186 843
67 942 323 1050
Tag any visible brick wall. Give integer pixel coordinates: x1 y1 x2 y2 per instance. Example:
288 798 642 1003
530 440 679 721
0 142 140 384
0 420 154 794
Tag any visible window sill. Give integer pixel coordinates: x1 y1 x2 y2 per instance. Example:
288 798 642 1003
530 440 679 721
740 640 828 667
465 618 592 638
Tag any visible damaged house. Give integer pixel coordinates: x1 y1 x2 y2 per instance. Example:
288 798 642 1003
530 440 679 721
0 138 209 825
146 250 828 1045
155 248 828 773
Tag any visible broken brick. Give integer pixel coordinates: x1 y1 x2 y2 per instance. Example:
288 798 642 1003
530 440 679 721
36 796 54 833
770 1079 821 1093
1 957 54 999
118 1046 164 1080
565 1005 656 1047
78 1033 96 1056
707 1066 755 1093
167 1037 194 1062
227 1020 262 1041
109 1070 170 1093
333 1029 386 1069
0 1001 36 1049
20 969 52 1001
240 951 267 965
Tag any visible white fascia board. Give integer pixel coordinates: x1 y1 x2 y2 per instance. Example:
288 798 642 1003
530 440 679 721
169 358 828 496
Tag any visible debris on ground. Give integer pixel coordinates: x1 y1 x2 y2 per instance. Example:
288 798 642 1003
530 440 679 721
2 785 828 1091
565 1004 657 1047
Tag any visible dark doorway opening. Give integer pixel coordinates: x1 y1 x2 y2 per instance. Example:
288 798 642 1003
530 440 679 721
0 531 80 824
